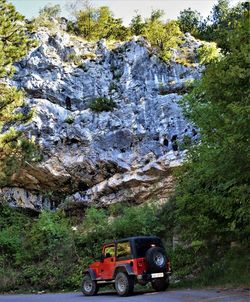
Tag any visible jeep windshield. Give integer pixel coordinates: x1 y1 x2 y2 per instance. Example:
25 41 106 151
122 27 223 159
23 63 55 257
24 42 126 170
134 237 164 258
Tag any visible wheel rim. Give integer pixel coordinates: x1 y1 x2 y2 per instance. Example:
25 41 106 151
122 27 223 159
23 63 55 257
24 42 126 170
117 276 126 293
154 252 165 267
84 279 93 293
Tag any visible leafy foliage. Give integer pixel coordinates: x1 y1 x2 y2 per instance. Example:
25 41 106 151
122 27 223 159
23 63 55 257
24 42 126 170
198 42 221 65
89 97 117 112
0 203 164 292
75 5 130 41
0 0 36 78
0 128 39 187
130 13 145 36
175 10 250 251
32 4 61 29
143 11 182 61
38 4 61 18
199 1 248 50
177 8 202 36
0 0 38 186
177 1 248 52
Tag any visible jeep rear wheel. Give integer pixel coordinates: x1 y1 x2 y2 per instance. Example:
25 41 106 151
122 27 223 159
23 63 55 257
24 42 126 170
81 274 98 296
115 272 134 296
146 247 167 272
151 277 169 291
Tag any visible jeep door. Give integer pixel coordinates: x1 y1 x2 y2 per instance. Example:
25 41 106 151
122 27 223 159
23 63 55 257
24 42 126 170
99 244 116 280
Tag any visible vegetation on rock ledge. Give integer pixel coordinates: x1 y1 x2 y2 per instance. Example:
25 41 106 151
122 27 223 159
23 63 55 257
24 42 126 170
89 97 117 112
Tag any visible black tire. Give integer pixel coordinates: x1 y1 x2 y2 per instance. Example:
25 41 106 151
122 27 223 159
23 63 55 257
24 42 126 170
151 277 169 291
81 274 99 296
115 272 134 297
146 247 167 273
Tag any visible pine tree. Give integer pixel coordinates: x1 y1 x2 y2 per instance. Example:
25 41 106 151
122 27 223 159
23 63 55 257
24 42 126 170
0 0 36 77
0 0 38 186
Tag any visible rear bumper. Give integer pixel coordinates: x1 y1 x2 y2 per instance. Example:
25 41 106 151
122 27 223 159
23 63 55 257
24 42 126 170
137 271 171 282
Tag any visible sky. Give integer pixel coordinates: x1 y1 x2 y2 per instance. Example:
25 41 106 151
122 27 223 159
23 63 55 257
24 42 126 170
11 0 240 25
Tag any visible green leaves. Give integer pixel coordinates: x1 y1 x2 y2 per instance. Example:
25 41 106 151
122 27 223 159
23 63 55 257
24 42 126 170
76 5 130 41
0 202 167 291
0 0 36 78
198 42 221 65
0 1 38 186
89 97 117 112
0 127 39 187
143 19 182 61
177 8 202 36
174 11 250 251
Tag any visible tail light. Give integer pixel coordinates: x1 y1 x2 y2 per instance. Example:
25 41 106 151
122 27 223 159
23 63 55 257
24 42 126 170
166 260 171 271
137 259 144 268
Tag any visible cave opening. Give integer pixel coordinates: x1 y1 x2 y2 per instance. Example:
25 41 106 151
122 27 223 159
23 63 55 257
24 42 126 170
65 96 72 110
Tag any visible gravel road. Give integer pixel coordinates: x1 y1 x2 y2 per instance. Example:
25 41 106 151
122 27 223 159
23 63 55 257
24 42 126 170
0 288 249 302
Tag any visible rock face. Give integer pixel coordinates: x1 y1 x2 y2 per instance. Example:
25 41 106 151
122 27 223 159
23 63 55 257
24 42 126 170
3 28 201 211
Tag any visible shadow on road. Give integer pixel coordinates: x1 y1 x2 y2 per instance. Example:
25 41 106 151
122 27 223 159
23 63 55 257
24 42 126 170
97 288 155 297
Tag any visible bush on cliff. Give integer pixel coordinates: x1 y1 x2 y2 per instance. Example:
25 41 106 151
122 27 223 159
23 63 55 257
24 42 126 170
89 97 117 112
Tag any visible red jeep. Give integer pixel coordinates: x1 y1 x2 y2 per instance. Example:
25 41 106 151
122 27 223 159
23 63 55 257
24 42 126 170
81 236 171 296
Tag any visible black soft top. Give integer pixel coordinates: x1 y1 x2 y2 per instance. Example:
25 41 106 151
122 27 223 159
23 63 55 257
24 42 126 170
104 236 161 246
117 236 161 243
103 236 165 258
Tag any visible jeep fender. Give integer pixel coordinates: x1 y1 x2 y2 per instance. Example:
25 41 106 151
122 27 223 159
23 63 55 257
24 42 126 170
113 264 135 278
83 268 97 280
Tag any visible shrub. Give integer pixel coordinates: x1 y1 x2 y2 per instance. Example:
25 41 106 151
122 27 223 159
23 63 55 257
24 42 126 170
66 53 82 65
64 115 74 124
1 201 249 292
89 97 117 112
198 42 220 65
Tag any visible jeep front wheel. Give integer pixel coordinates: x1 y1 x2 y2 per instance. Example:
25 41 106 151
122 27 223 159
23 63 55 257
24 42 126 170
115 272 134 296
151 277 169 291
81 274 98 296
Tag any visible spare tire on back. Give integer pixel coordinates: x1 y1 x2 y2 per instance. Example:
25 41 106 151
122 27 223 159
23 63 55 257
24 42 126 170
145 246 167 273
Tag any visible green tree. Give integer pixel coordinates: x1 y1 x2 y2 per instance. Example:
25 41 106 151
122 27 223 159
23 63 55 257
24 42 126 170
76 1 96 39
0 0 35 78
150 9 164 22
94 6 113 38
175 11 250 251
93 6 129 40
76 5 129 40
198 42 221 65
130 12 145 35
38 4 61 18
199 0 248 50
143 15 182 61
32 4 61 30
0 0 38 185
177 8 202 36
